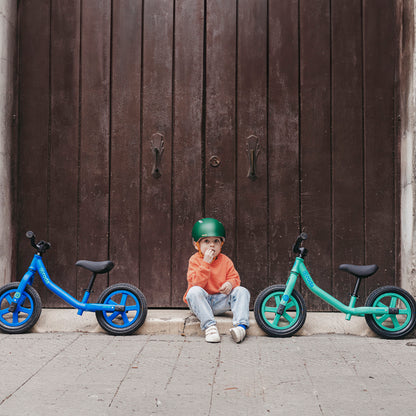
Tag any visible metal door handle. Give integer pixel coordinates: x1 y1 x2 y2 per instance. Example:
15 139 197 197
151 133 164 179
246 135 260 181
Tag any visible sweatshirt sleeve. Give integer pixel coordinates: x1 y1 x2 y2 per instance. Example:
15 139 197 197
225 257 241 289
186 255 211 288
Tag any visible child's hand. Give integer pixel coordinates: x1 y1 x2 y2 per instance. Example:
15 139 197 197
219 282 232 295
203 248 216 264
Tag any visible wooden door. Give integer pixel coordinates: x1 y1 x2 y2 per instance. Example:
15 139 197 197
16 0 401 309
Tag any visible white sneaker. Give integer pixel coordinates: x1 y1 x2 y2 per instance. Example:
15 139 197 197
205 325 220 343
230 326 246 343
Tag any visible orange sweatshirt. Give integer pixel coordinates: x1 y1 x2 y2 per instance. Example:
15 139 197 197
183 252 241 303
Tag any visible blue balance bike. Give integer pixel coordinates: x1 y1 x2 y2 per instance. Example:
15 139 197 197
0 231 147 335
254 233 416 339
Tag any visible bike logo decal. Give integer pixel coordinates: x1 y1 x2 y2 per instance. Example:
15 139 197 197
41 270 50 284
282 295 289 302
304 271 315 288
14 292 20 299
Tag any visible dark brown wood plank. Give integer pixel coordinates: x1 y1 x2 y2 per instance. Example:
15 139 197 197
47 0 80 306
299 0 332 310
205 0 237 261
17 0 50 296
78 0 111 301
140 0 173 306
268 0 300 289
109 1 142 288
236 0 268 303
331 0 365 304
171 0 204 306
363 0 398 293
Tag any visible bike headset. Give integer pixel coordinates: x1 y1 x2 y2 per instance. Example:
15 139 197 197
192 218 226 258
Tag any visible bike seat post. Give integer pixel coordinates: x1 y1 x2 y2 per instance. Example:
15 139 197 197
346 276 362 321
77 272 97 316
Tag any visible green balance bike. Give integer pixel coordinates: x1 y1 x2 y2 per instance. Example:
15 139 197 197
254 233 416 339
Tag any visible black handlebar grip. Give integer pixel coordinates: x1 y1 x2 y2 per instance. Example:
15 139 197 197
26 231 39 250
293 233 308 254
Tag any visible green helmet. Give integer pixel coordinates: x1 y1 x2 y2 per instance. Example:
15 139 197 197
192 218 226 242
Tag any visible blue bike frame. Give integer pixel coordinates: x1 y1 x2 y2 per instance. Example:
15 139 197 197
11 254 120 314
281 257 402 319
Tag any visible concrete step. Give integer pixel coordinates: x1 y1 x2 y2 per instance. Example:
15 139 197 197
30 309 375 337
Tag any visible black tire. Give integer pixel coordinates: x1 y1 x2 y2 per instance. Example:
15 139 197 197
0 282 42 334
365 285 416 339
96 283 147 335
254 284 307 337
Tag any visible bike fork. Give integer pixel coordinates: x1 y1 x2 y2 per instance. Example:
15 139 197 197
277 270 299 314
9 269 35 312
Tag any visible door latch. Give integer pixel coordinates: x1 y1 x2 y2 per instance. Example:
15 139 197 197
151 133 164 179
246 135 260 181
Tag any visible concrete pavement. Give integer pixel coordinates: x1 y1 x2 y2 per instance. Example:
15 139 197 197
1 332 416 415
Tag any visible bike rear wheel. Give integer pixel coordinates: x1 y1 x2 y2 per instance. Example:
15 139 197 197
254 284 306 337
0 282 42 334
96 283 147 335
365 286 416 339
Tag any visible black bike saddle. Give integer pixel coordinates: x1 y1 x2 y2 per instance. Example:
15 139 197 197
339 264 379 278
75 260 114 274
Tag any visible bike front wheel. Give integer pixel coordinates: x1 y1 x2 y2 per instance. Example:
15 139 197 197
254 284 307 337
0 282 42 334
96 283 147 335
365 286 416 339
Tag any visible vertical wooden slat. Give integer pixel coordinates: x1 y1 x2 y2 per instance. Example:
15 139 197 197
205 0 237 261
17 0 50 294
268 0 300 287
171 0 204 306
236 0 268 302
331 0 364 304
47 0 80 306
299 0 332 310
363 0 397 292
109 1 142 288
141 0 173 306
78 0 111 300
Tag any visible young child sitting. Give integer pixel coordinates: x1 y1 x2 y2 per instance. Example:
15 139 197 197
183 218 250 343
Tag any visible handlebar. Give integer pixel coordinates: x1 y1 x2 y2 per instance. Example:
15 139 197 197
293 233 308 257
26 231 51 255
26 231 37 249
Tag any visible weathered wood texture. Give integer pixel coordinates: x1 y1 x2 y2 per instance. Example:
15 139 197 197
16 0 400 309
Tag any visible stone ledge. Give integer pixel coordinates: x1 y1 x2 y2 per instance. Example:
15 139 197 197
30 309 375 337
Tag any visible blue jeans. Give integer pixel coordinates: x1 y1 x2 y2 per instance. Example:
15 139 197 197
186 286 250 330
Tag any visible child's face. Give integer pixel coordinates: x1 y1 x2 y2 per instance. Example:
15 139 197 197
195 237 223 258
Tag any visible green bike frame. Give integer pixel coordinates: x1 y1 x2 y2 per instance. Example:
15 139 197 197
280 257 400 319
